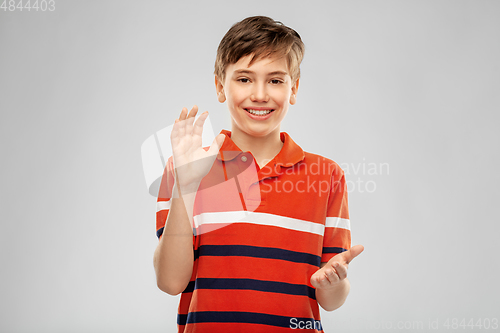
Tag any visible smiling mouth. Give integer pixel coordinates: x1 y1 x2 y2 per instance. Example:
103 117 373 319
244 108 274 116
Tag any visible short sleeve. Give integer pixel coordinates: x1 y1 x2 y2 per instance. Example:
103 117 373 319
321 168 351 263
156 156 175 240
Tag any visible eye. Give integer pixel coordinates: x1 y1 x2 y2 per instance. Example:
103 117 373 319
237 78 250 83
270 79 284 84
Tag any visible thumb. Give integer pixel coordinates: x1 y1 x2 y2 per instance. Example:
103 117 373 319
341 244 364 264
208 134 225 155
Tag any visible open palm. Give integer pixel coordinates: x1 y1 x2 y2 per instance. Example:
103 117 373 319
170 106 224 192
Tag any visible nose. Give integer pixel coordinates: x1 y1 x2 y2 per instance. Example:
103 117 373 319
250 82 269 102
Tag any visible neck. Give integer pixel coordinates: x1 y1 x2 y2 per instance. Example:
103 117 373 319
229 125 284 168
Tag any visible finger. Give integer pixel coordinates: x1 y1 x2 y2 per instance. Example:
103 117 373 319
192 111 208 138
311 269 331 289
311 273 327 289
207 134 225 156
340 244 364 264
310 271 320 287
324 268 338 284
179 107 188 121
187 105 199 118
177 107 188 137
318 271 335 288
317 274 328 288
185 106 198 135
333 262 348 280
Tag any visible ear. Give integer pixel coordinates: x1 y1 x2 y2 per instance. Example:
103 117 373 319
289 78 300 105
215 76 226 103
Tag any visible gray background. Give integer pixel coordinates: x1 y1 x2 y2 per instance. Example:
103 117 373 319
1 0 499 332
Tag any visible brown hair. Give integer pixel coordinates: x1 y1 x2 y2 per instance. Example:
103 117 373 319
214 16 305 83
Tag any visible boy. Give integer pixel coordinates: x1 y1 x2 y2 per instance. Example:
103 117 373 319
154 16 363 333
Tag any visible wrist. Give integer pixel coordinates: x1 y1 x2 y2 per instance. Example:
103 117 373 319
173 181 201 198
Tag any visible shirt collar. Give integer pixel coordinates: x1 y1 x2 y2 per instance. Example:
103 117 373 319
216 129 305 168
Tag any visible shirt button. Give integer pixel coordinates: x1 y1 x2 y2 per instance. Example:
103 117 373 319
240 155 248 162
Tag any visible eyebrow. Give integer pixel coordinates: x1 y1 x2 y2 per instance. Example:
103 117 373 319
234 69 288 76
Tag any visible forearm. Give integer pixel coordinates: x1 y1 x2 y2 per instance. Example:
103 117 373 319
315 278 350 311
153 183 197 295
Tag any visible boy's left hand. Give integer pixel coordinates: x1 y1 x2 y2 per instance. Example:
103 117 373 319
311 245 364 289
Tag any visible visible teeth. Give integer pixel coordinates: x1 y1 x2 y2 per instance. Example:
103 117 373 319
247 109 273 116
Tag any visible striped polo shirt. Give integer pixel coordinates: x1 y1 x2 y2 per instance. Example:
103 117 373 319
156 129 351 333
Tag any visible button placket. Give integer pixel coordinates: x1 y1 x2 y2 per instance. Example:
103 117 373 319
237 154 263 208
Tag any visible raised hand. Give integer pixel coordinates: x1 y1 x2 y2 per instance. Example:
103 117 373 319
311 245 364 289
170 106 225 193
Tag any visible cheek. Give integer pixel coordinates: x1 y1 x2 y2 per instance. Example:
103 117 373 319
226 89 245 105
274 88 292 104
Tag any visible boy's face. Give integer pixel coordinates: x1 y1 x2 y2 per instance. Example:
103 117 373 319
215 54 299 139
